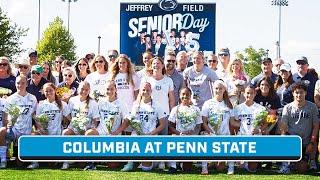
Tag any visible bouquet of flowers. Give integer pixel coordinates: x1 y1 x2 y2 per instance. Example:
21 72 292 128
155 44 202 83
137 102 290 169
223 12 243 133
34 113 49 130
233 74 247 86
126 114 144 135
71 109 91 135
105 110 118 133
177 105 200 133
207 110 223 135
0 87 12 98
93 90 106 102
5 103 22 126
56 87 76 99
266 114 276 126
253 107 268 131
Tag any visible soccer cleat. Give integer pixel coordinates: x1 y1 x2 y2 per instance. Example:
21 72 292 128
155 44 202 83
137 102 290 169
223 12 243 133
158 162 165 170
121 163 133 172
278 164 290 174
168 167 177 174
27 162 39 169
83 162 96 171
61 162 69 170
201 167 208 175
227 166 234 175
0 161 7 169
310 160 317 170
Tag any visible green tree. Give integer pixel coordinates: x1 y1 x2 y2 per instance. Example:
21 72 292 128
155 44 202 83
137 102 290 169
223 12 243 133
36 17 77 63
0 7 28 60
235 46 268 79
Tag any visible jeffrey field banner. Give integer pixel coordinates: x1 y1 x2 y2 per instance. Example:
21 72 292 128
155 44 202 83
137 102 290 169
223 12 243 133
120 0 216 66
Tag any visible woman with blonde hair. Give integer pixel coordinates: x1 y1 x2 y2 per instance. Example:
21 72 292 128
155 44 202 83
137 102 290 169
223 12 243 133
0 56 16 94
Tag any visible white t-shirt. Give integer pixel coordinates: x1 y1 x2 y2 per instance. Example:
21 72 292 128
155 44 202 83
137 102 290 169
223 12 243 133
36 100 70 135
97 98 129 135
136 68 148 79
141 76 174 115
85 71 110 97
169 105 202 133
201 99 233 135
0 98 8 127
113 73 140 112
234 102 265 135
68 96 100 131
130 100 166 134
5 93 37 135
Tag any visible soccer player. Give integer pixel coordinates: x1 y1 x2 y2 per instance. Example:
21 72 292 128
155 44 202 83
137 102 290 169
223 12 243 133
278 82 319 174
201 80 234 175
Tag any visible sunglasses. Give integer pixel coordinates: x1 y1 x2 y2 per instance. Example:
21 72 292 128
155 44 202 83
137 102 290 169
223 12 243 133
167 60 176 63
95 60 104 64
55 61 63 64
78 63 87 66
31 71 41 75
87 56 94 60
297 61 307 65
19 65 29 69
0 63 8 66
208 60 217 63
108 55 117 59
219 54 229 57
63 74 73 78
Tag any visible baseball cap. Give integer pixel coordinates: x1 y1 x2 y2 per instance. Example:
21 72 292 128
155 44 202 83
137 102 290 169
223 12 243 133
28 49 38 57
279 63 291 72
31 65 43 73
15 59 30 68
262 57 272 63
296 56 308 64
218 48 229 56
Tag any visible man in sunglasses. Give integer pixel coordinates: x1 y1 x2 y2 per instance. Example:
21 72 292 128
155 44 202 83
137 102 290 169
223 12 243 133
26 65 48 102
106 49 119 67
292 56 318 103
164 51 185 106
216 48 230 79
207 54 218 71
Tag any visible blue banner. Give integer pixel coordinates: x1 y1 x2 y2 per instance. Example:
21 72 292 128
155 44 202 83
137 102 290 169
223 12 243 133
120 1 216 66
19 136 301 162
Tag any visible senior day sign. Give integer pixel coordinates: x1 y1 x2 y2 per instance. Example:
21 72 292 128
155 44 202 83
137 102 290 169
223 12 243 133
120 0 216 66
19 136 301 161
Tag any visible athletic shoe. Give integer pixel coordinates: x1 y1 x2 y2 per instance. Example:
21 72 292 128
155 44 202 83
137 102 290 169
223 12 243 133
121 163 133 172
83 162 96 171
168 167 177 174
201 166 208 175
278 164 290 174
27 162 39 169
227 166 234 175
0 161 7 169
137 163 142 168
158 162 165 170
61 162 69 170
310 160 317 170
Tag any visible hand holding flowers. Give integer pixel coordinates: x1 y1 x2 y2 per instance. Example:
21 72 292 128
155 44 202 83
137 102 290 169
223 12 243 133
126 114 144 135
5 104 22 127
177 105 200 134
252 107 268 135
71 109 90 135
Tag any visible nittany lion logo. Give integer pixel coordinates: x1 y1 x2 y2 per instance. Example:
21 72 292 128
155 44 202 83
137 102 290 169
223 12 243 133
158 0 178 11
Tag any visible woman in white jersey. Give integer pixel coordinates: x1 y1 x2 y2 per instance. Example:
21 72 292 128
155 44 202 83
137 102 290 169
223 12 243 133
27 82 71 169
136 51 153 79
168 87 202 173
85 55 109 98
201 80 234 175
230 85 268 173
120 82 166 172
61 81 99 170
0 75 40 168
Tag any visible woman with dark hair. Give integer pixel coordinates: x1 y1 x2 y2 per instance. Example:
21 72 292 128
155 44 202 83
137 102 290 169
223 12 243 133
74 58 90 82
41 61 58 85
52 56 65 83
274 63 294 106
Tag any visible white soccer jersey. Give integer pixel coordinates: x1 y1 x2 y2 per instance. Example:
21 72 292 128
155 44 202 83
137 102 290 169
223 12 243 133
68 96 100 132
113 73 140 112
141 76 174 115
201 99 234 135
234 102 265 135
84 71 110 97
169 105 202 133
97 98 129 135
36 100 70 135
130 100 166 135
0 98 8 127
5 93 37 135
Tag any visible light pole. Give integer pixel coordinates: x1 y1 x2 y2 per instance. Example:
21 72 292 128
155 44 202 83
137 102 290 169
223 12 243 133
62 0 78 31
271 0 289 59
98 36 101 54
38 0 40 42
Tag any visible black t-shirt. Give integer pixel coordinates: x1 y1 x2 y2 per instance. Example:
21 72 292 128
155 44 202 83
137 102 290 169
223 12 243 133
254 93 281 110
0 75 16 94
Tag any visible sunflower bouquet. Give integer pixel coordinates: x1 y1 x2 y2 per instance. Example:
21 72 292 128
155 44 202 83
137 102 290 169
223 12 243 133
177 105 200 133
56 87 75 99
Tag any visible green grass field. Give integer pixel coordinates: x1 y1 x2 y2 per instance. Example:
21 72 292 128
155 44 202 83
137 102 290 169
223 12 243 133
1 162 320 180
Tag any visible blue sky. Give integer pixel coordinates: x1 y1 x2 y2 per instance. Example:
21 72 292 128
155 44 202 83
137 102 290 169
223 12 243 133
1 0 319 72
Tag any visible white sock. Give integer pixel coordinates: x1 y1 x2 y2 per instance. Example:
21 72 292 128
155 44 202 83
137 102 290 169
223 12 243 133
202 161 208 168
0 146 7 162
126 161 133 166
228 162 234 168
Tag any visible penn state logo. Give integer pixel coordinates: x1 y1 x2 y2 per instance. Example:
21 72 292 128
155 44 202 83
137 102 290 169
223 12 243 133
158 0 178 11
156 85 162 90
